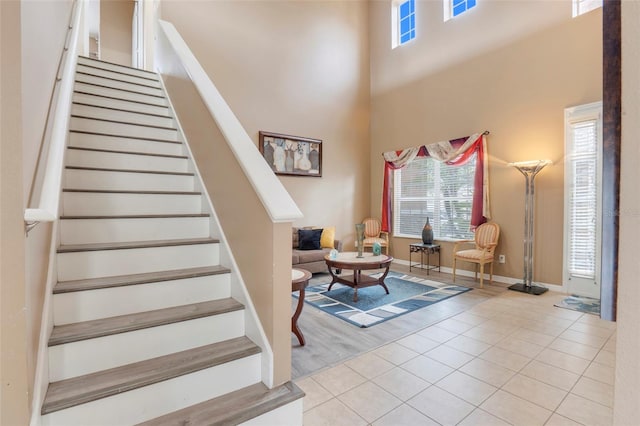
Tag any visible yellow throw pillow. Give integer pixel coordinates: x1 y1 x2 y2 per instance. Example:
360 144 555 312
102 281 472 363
320 226 336 249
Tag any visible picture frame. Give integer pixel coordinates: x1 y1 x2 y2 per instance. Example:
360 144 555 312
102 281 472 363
259 131 322 177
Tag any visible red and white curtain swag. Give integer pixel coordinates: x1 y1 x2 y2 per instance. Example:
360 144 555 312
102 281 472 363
381 132 491 233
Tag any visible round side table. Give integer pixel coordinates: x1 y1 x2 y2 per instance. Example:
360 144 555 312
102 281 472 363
291 268 312 346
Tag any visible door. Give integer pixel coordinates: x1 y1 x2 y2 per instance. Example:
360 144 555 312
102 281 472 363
563 102 603 299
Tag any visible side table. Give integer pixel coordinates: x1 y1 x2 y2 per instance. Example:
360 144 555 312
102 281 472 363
409 243 441 274
291 268 312 346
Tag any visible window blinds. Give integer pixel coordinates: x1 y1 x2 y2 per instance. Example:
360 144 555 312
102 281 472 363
394 155 476 239
568 120 598 278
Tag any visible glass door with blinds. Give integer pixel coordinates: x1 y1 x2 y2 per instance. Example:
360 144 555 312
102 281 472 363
563 102 603 299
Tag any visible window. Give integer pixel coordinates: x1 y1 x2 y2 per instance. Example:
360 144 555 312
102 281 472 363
392 0 415 48
393 155 476 240
444 0 476 21
563 102 602 299
572 0 602 17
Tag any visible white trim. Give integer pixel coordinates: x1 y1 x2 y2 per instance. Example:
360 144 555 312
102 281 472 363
392 259 564 292
155 20 302 224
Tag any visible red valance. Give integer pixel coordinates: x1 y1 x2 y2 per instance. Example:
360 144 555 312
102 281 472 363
381 133 490 233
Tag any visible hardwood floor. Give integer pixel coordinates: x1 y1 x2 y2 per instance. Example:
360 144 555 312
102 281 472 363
291 264 509 379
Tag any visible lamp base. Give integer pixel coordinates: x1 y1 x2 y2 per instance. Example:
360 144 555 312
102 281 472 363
508 283 549 295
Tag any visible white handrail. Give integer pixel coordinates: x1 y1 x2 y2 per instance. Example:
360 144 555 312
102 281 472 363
157 20 303 223
24 0 83 230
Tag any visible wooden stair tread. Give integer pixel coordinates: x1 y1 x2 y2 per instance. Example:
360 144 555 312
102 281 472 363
69 129 178 143
70 114 178 131
72 101 174 119
62 189 201 195
49 298 243 346
76 70 162 89
60 213 208 220
65 166 193 176
57 237 218 253
54 265 228 294
74 90 171 109
74 80 167 99
42 336 260 415
138 381 304 426
79 56 159 77
67 146 187 159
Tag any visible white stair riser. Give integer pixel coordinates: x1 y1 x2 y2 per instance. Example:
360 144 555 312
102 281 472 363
76 73 164 97
73 92 170 116
75 82 167 107
60 216 208 245
62 192 202 216
69 132 183 156
70 117 179 141
78 57 159 80
57 243 219 281
41 354 262 426
64 169 194 192
240 399 304 426
65 149 188 172
76 64 162 88
53 274 231 325
48 310 245 381
71 103 175 128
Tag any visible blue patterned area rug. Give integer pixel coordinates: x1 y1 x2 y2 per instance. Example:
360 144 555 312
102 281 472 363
296 271 471 328
554 295 601 315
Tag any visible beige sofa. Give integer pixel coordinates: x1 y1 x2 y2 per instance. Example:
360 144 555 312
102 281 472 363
292 227 342 274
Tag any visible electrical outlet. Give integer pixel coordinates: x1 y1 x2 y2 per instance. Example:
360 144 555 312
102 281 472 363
498 254 506 264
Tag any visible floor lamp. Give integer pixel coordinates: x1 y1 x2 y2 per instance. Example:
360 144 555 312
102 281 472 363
508 160 552 295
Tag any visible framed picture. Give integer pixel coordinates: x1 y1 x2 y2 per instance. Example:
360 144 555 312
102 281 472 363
259 131 322 177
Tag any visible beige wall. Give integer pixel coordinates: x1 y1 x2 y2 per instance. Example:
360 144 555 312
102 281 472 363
615 0 640 421
1 1 30 424
370 1 602 285
160 0 371 249
101 0 133 66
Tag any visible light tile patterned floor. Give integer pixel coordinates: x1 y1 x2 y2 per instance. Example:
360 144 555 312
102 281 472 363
297 285 616 425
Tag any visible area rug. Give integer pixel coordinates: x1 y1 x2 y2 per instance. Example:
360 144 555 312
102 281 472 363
296 271 471 328
554 295 601 315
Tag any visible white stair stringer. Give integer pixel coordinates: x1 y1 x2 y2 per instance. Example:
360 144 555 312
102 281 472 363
37 56 299 426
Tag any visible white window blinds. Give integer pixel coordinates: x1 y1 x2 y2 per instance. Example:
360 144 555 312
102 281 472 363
393 155 476 240
567 120 598 278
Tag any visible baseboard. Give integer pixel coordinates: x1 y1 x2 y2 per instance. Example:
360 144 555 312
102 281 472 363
391 259 564 293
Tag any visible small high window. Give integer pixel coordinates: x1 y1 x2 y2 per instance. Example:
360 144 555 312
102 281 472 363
573 0 602 17
444 0 476 21
392 0 415 48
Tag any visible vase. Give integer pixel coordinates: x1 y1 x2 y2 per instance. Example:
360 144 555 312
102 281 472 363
422 218 434 245
355 223 365 258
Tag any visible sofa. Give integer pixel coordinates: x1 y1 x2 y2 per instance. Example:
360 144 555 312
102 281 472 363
292 227 342 274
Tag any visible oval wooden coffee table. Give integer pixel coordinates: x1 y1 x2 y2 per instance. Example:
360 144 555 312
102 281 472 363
291 268 312 346
324 252 394 302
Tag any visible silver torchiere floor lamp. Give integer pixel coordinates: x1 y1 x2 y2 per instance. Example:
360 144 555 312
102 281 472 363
508 160 552 295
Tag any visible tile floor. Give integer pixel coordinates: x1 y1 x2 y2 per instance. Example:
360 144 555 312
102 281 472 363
296 286 616 425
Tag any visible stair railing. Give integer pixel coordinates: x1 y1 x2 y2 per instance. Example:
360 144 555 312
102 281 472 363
156 20 303 224
24 0 83 234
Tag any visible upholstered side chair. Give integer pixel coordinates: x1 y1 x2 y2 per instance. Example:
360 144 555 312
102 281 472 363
452 222 500 288
360 217 389 255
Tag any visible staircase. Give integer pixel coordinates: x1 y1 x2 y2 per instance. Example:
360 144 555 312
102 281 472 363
40 56 303 425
